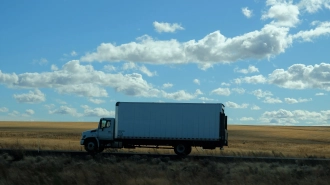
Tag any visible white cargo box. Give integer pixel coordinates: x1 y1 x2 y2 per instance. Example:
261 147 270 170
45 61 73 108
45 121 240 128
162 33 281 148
115 102 224 141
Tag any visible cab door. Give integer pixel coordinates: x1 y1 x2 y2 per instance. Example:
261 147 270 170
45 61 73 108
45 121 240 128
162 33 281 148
98 119 114 140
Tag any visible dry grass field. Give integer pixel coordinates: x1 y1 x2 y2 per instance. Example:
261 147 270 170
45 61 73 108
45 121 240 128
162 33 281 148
1 153 330 185
0 121 329 158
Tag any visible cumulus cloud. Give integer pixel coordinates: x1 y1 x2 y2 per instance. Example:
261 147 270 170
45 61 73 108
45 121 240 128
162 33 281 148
268 63 330 91
221 82 230 86
250 89 273 99
162 83 173 88
49 106 81 117
226 101 249 109
103 65 116 72
251 105 261 110
240 117 255 121
260 109 330 125
193 79 200 85
122 62 157 77
82 105 115 117
51 64 59 71
25 109 35 115
13 89 46 103
234 75 267 84
89 98 105 104
0 107 9 112
234 65 259 74
284 97 312 104
292 21 330 42
211 88 231 96
80 24 293 65
153 21 184 33
235 63 330 92
298 0 330 13
231 88 245 94
242 7 253 18
162 89 203 101
263 97 282 104
262 1 300 27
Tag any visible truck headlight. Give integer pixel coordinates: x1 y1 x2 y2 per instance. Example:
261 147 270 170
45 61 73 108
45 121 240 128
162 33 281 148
82 135 86 139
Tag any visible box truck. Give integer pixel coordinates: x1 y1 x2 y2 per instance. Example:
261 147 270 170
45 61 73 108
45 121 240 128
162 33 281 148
80 102 228 156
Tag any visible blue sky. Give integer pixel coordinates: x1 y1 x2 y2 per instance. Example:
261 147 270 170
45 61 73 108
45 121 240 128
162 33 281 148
0 0 330 125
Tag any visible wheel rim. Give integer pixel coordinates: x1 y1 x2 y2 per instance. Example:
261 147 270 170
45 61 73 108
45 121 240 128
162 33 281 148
176 144 185 153
87 142 95 151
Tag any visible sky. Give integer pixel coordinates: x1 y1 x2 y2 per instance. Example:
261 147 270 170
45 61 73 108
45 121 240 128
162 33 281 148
0 0 330 125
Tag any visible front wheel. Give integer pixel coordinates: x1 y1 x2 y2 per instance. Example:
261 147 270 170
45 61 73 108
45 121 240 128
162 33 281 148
84 140 97 154
174 144 191 156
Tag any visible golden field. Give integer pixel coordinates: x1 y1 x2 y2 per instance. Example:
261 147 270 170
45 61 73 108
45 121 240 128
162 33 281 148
0 121 329 158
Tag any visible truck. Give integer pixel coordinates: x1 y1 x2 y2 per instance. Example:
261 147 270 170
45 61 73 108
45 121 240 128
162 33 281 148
80 102 228 156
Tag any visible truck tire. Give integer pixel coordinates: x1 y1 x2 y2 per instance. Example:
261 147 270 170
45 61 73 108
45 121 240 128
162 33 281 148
84 139 97 154
174 144 191 156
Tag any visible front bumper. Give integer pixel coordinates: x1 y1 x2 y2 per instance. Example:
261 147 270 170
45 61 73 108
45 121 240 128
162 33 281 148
80 139 85 145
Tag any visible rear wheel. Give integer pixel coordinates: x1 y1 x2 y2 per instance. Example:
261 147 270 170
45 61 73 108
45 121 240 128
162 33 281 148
174 144 191 156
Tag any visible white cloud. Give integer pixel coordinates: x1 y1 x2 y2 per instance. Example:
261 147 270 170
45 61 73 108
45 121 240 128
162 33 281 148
103 65 116 72
262 1 300 27
89 98 105 104
226 101 249 109
221 82 230 86
0 70 19 84
51 64 59 71
13 89 46 103
122 62 136 70
260 109 330 125
71 51 78 56
162 89 202 101
162 83 173 88
242 7 253 18
315 92 326 96
298 0 330 13
82 105 115 117
284 97 312 104
199 97 215 101
211 88 231 96
8 110 20 117
25 109 35 115
80 24 293 65
153 21 184 33
193 79 200 85
268 63 330 91
240 117 254 121
122 62 157 77
250 89 273 99
33 58 48 65
234 65 259 74
251 105 261 110
263 97 282 104
0 107 9 112
139 65 157 77
49 106 81 117
231 88 245 94
292 21 330 42
56 83 108 97
234 75 267 84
